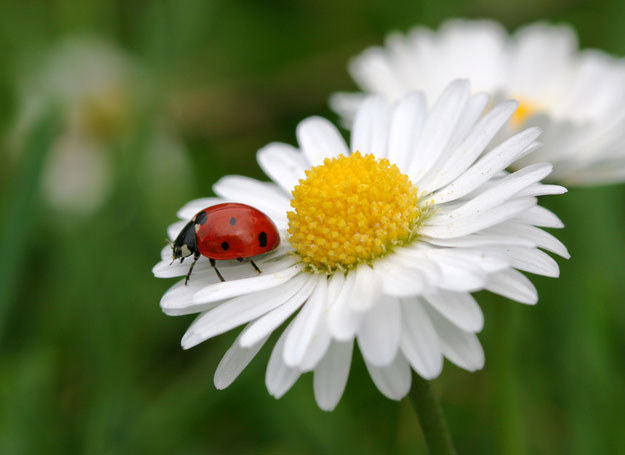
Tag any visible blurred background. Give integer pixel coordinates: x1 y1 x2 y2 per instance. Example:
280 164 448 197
0 0 624 453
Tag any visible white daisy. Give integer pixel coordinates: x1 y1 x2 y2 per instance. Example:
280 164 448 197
331 19 625 186
154 80 568 411
9 38 140 215
9 37 191 216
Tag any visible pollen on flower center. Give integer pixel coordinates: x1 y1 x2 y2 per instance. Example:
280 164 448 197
287 152 424 272
510 97 542 127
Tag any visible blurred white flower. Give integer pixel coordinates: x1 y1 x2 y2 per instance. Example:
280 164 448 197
41 134 112 215
154 80 568 411
331 20 625 185
11 38 143 215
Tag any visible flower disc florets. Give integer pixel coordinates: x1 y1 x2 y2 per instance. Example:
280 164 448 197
287 152 424 272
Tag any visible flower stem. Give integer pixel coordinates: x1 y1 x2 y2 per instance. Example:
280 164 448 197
408 373 456 455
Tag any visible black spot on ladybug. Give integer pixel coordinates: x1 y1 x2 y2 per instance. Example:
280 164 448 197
258 231 267 248
221 241 230 251
230 217 236 226
195 211 208 226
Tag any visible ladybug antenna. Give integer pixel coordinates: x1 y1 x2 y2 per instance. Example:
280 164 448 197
166 238 176 265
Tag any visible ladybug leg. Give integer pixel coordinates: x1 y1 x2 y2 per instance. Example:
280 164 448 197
250 259 262 275
236 257 262 275
184 250 201 285
210 258 226 282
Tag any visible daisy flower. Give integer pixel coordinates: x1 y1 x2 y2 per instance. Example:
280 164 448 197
331 19 625 186
154 80 568 411
9 38 140 215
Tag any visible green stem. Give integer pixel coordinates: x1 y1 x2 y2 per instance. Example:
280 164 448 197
408 373 457 455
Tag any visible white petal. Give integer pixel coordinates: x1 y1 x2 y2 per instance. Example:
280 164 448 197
365 353 412 400
421 197 537 239
425 305 485 372
431 127 541 204
212 175 290 227
167 220 187 241
420 250 489 291
445 92 491 152
484 223 569 258
423 233 535 249
400 298 443 379
238 276 317 347
160 277 223 316
283 277 328 367
214 328 269 390
313 341 353 411
484 269 538 304
266 323 300 398
357 296 401 367
328 271 363 341
297 275 344 371
512 205 564 228
423 291 484 333
425 248 509 273
329 92 368 126
443 163 552 220
154 255 204 279
176 197 223 220
351 95 390 158
375 256 425 297
192 260 299 304
503 247 560 277
182 273 307 349
296 116 349 166
408 79 471 181
387 93 427 172
424 100 519 192
392 248 444 283
515 183 567 198
257 142 308 194
349 46 406 100
299 309 332 372
347 264 380 312
153 256 252 282
418 92 491 190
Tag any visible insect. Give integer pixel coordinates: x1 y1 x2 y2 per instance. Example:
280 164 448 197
170 203 280 285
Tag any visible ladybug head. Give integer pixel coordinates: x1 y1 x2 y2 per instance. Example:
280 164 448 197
171 220 197 263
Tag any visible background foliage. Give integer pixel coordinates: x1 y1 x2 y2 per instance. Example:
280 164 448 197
1 0 624 453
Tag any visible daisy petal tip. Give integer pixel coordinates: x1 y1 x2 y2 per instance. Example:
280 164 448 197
419 366 442 381
237 335 255 349
161 306 181 317
315 399 338 412
525 295 539 306
449 77 470 91
152 262 170 278
506 98 520 109
213 373 230 390
181 332 201 350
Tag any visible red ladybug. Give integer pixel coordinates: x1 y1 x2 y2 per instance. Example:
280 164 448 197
171 203 280 284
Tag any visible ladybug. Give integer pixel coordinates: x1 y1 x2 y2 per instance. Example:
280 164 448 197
171 203 280 284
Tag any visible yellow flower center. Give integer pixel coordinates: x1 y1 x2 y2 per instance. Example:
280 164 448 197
510 97 542 127
287 152 426 273
82 84 132 140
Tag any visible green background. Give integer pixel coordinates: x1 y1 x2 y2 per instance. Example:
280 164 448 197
1 0 624 453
